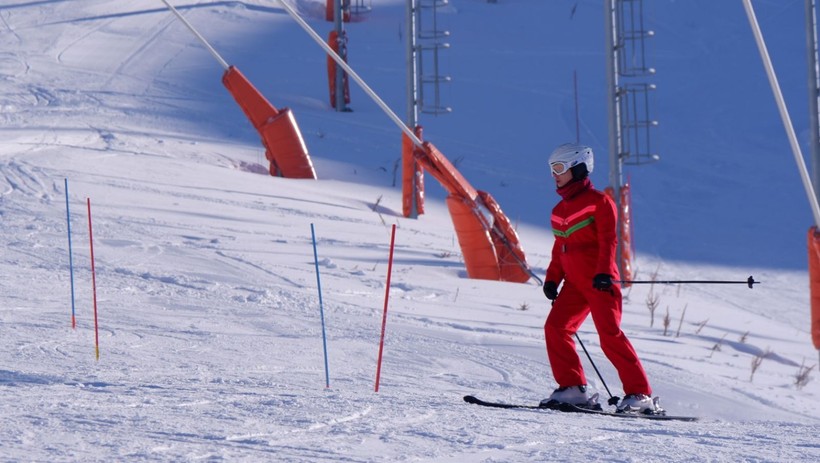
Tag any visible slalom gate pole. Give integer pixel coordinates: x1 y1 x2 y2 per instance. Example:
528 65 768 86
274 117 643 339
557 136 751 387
616 276 760 289
275 0 423 148
574 333 619 406
311 223 331 389
87 199 100 361
65 179 76 329
374 224 397 393
160 0 230 71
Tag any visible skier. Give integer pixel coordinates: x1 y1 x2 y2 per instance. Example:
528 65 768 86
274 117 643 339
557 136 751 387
541 143 663 414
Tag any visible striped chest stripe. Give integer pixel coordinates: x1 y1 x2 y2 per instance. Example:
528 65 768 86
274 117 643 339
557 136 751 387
552 205 596 238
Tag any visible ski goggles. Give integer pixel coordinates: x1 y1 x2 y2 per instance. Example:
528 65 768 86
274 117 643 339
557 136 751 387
550 161 572 176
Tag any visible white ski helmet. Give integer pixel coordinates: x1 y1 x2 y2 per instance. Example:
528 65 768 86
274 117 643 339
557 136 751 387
548 143 594 177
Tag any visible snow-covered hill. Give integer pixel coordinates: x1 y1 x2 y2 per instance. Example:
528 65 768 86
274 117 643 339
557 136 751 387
0 1 818 461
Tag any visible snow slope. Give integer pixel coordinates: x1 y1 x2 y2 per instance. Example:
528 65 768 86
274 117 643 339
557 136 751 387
0 0 818 461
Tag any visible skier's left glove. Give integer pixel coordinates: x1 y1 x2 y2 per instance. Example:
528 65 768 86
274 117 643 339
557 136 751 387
543 281 558 300
592 273 614 291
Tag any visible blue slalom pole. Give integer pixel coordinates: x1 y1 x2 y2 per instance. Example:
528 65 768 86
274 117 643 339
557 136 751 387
64 178 77 329
311 223 330 388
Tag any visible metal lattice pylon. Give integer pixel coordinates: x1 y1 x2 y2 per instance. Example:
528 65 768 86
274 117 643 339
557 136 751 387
415 0 452 115
609 0 658 168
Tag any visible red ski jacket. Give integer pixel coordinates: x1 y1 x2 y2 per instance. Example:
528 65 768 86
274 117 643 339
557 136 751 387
546 181 620 287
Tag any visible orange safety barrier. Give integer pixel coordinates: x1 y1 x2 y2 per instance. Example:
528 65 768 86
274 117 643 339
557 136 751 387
413 141 531 282
327 30 351 109
258 109 315 178
325 0 351 22
619 183 634 287
478 191 530 283
221 66 316 179
415 142 477 199
402 126 425 218
809 227 820 349
446 195 500 280
605 185 633 287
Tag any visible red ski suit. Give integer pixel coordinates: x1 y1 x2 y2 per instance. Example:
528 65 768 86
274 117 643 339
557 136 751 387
545 179 651 395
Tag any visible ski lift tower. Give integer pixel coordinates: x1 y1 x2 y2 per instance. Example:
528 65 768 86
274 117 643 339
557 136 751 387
605 0 658 277
808 0 820 198
350 0 372 15
407 0 452 122
331 0 350 112
405 0 452 218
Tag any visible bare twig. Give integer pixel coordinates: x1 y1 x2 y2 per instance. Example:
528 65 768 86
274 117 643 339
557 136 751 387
795 359 816 390
750 348 771 382
649 265 660 282
371 195 383 212
675 304 687 338
391 158 400 187
709 333 727 358
646 290 660 328
695 319 709 335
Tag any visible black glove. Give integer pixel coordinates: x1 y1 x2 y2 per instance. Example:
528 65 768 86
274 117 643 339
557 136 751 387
592 273 614 291
543 281 558 300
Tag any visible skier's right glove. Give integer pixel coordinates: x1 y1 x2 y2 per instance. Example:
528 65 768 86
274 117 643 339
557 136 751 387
543 281 558 300
593 273 614 291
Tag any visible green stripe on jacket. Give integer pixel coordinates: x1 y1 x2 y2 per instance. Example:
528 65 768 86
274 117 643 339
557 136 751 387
552 216 595 238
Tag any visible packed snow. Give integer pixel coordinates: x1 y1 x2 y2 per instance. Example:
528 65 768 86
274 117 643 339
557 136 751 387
0 0 818 461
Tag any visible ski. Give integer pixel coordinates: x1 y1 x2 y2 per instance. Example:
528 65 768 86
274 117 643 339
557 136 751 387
463 394 543 410
463 395 699 422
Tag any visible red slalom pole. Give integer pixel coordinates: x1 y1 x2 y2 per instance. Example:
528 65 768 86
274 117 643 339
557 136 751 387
374 224 397 392
87 198 100 361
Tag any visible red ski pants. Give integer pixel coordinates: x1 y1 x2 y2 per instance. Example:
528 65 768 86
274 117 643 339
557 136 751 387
544 280 651 395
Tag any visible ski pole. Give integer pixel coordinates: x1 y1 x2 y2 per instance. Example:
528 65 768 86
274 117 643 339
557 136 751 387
616 275 760 289
574 333 620 406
